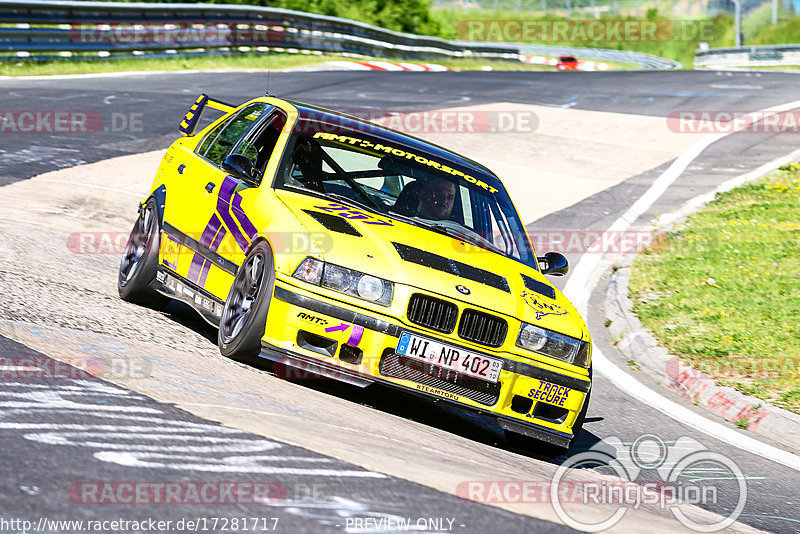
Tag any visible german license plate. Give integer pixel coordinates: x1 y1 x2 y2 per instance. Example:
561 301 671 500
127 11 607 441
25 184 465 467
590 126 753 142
396 332 502 383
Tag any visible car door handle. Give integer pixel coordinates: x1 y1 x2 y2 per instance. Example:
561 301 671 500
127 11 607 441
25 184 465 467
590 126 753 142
205 182 215 193
177 164 186 174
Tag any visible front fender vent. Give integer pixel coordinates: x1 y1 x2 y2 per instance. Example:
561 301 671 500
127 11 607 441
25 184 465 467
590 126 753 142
521 273 555 300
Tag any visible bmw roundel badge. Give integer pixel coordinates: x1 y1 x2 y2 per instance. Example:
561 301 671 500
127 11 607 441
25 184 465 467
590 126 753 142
456 284 471 295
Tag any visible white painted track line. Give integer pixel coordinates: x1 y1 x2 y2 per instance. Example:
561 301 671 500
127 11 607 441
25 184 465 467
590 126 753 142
563 98 800 472
591 346 800 471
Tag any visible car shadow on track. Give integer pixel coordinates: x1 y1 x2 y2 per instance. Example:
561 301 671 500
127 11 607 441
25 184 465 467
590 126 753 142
162 298 605 464
267 369 606 464
161 300 218 344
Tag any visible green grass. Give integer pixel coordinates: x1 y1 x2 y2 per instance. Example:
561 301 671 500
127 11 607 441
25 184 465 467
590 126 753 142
742 2 777 39
0 52 337 76
629 164 800 413
750 15 800 45
0 50 638 77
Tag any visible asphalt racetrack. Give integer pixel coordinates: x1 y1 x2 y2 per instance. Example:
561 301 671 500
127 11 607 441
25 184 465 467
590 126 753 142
1 69 799 534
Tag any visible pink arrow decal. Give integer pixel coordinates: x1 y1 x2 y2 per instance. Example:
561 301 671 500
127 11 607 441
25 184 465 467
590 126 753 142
325 323 351 333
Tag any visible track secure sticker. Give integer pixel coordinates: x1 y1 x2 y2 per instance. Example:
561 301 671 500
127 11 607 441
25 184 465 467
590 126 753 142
528 381 571 407
521 291 567 320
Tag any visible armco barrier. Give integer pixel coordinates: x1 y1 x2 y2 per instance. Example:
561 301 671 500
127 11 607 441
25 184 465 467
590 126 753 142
0 0 679 69
696 44 800 68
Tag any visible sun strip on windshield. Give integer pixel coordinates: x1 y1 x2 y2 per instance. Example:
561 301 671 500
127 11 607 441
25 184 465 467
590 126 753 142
312 131 499 194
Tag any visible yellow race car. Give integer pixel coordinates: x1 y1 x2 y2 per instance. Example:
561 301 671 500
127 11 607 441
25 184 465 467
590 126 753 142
118 94 592 453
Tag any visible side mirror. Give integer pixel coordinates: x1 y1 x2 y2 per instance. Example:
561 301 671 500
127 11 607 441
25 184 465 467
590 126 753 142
538 252 569 276
221 154 260 185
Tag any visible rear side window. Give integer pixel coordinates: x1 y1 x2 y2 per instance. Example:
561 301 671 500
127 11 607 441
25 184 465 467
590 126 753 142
197 103 270 166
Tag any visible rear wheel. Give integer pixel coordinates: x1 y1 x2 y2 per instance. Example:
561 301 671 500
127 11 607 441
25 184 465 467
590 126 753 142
218 241 275 362
118 198 170 309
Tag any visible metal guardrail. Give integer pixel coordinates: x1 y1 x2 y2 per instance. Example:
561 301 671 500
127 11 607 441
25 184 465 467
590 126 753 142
696 44 800 68
0 0 519 61
0 0 678 69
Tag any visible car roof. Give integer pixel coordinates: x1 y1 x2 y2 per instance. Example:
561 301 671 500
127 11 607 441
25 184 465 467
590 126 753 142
281 99 505 191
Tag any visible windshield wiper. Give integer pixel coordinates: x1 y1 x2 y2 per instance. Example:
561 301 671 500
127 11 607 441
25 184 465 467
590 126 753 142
387 213 505 255
386 210 448 234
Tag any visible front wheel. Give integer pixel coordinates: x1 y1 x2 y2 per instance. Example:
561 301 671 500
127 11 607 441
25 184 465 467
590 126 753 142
218 241 275 362
118 198 170 309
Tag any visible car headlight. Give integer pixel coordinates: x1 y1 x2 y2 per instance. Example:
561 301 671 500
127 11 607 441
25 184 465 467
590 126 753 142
516 323 590 368
292 257 393 307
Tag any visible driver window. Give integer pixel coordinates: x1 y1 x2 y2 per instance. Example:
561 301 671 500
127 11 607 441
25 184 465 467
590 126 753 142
199 103 269 167
234 110 287 179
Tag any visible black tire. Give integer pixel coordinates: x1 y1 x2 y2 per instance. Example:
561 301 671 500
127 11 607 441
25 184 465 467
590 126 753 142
118 198 170 309
218 241 275 362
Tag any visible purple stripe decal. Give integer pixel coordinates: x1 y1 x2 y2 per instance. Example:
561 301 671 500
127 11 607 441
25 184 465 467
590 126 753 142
187 253 205 283
187 214 223 284
232 193 258 240
197 226 227 288
217 177 250 251
197 260 211 287
200 214 222 247
346 325 364 347
209 224 228 252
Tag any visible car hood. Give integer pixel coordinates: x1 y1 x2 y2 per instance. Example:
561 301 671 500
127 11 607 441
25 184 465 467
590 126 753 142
276 190 586 340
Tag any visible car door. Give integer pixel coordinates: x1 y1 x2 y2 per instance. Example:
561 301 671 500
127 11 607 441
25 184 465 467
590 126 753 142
191 106 289 302
161 102 271 296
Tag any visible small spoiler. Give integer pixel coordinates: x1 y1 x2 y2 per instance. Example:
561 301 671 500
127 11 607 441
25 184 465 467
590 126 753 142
179 94 236 136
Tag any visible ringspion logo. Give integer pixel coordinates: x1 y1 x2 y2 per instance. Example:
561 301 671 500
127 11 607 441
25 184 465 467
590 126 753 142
551 435 747 532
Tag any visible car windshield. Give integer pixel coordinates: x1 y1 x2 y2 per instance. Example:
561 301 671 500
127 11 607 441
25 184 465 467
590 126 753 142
274 115 537 269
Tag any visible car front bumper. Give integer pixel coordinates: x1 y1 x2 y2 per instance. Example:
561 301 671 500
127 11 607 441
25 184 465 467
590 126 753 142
261 278 591 449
